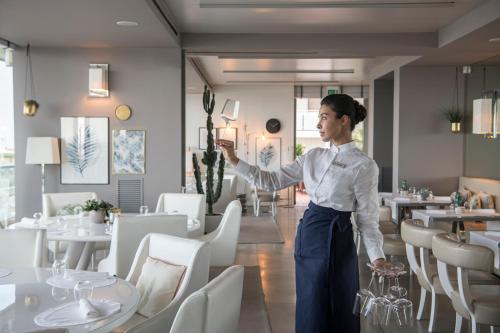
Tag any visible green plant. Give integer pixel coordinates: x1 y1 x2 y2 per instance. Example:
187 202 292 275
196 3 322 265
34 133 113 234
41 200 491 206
83 199 113 216
295 143 305 157
419 187 430 200
193 86 225 215
400 179 409 191
452 192 465 207
443 109 462 123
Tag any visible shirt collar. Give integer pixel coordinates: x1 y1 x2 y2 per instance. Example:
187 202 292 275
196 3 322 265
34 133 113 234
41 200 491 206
329 141 357 153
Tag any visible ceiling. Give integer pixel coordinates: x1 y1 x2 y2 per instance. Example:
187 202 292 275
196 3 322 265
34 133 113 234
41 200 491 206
0 0 179 47
166 0 485 33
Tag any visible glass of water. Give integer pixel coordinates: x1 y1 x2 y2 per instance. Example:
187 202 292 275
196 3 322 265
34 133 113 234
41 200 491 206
52 259 66 277
33 212 42 227
74 281 93 301
139 205 149 216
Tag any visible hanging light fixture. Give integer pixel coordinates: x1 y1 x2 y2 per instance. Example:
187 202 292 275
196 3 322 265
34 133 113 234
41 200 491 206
472 67 499 138
23 44 39 117
89 64 109 97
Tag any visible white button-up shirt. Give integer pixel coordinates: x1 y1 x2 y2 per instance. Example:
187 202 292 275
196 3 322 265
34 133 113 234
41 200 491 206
235 141 385 262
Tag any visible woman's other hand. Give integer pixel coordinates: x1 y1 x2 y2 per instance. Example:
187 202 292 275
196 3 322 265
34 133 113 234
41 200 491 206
216 139 239 166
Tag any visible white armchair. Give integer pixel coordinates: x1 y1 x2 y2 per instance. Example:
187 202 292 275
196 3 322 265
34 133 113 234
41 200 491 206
212 175 238 214
197 200 242 267
120 233 210 333
170 265 244 333
98 214 188 279
156 193 205 238
42 192 97 218
0 229 47 267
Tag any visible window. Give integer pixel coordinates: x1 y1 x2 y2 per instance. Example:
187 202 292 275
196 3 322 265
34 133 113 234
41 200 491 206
0 56 15 226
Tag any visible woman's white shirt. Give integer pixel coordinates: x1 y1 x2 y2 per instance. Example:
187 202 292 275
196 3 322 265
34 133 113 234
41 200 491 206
235 141 385 262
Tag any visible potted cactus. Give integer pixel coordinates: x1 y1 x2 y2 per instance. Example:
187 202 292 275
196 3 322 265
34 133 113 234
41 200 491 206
193 86 225 230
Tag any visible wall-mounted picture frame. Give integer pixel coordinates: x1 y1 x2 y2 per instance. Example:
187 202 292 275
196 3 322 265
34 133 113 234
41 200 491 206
112 129 146 174
60 117 109 184
216 127 238 150
255 137 281 171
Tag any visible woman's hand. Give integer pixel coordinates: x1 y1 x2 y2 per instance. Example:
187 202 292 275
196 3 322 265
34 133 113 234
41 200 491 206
371 258 386 271
216 139 239 166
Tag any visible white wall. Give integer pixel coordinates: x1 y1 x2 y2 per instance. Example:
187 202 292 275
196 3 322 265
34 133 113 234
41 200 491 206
186 85 295 196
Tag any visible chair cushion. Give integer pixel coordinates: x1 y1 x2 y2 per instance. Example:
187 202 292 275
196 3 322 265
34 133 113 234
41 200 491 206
379 206 392 223
136 256 186 318
470 284 500 326
383 234 406 256
478 191 495 209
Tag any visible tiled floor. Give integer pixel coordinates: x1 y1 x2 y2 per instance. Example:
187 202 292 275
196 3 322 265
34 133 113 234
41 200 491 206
235 205 498 333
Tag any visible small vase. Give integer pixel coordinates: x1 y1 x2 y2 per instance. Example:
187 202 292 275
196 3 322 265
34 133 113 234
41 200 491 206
451 122 461 133
88 210 105 224
454 207 464 214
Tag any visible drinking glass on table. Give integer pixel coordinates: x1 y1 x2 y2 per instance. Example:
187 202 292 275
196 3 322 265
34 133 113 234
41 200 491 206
139 205 149 216
33 212 42 227
52 259 66 277
74 281 93 301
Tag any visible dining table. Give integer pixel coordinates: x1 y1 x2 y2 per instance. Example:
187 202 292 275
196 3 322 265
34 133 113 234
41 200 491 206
384 196 452 224
0 267 140 333
412 209 500 229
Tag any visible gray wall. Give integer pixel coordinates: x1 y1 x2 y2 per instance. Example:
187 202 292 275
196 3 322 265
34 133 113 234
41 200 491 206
14 47 182 218
464 65 500 180
373 76 394 192
398 66 464 195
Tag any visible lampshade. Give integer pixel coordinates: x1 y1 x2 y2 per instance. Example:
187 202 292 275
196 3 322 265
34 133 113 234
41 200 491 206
220 99 240 123
26 137 60 164
89 64 109 97
473 98 500 135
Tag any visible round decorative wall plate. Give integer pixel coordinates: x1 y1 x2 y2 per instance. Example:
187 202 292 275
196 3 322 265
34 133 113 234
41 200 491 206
115 104 132 121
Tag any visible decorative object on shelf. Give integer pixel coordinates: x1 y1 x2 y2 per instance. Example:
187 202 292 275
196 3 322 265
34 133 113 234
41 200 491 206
60 117 109 184
473 67 499 138
115 104 132 121
25 137 60 194
89 64 109 97
23 44 39 117
220 98 239 127
192 85 225 215
83 199 113 224
265 118 281 134
451 191 466 214
255 137 281 170
216 127 238 150
112 129 145 174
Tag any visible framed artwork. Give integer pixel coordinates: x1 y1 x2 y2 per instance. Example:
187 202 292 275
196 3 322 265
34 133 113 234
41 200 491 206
112 129 146 174
216 127 238 150
255 137 281 171
60 117 109 184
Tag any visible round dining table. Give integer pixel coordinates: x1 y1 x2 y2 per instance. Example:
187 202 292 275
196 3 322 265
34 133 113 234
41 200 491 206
0 267 140 333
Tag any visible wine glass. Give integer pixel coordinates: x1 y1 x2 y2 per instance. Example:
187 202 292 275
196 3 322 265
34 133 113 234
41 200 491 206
51 287 69 301
387 262 407 299
392 299 413 326
139 205 149 216
33 212 42 227
74 281 93 301
52 259 66 278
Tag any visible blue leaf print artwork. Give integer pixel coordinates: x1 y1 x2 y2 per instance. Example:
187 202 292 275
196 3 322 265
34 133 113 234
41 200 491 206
65 126 98 176
112 130 145 174
259 143 275 168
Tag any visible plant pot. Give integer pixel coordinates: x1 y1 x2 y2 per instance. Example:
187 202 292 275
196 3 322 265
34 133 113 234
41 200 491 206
88 210 105 224
451 122 461 133
454 207 465 214
205 214 223 234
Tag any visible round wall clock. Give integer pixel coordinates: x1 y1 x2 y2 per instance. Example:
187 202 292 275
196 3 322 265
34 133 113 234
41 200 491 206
266 118 281 134
115 104 132 121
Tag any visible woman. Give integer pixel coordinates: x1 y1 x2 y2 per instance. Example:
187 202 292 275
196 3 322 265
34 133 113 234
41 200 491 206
217 94 385 333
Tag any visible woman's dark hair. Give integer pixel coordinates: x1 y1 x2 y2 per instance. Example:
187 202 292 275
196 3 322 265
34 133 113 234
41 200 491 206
320 94 367 131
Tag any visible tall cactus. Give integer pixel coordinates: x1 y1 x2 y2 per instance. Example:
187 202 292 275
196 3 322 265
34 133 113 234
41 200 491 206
193 86 225 215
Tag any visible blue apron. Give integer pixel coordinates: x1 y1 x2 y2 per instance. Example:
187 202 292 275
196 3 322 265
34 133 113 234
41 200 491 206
295 201 360 333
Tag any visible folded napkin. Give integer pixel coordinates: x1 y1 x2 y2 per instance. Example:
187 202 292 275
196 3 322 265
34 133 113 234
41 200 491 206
70 272 110 282
79 299 100 318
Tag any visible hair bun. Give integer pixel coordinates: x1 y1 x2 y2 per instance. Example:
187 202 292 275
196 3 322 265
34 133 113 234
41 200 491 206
353 100 367 124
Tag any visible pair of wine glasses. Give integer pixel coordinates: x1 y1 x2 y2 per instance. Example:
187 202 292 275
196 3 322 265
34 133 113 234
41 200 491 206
353 261 413 327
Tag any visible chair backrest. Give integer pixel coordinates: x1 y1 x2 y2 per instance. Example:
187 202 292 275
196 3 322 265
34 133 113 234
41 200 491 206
207 200 242 267
0 229 47 267
401 219 445 292
432 233 495 320
170 265 244 333
42 192 97 217
211 176 238 214
126 233 210 333
100 214 188 279
155 193 205 237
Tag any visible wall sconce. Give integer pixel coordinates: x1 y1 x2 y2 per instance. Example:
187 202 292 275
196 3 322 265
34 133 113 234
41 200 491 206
89 64 109 97
473 90 499 138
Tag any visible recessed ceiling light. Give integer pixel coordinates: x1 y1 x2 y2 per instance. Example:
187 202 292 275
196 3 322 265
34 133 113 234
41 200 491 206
116 21 139 27
489 37 500 43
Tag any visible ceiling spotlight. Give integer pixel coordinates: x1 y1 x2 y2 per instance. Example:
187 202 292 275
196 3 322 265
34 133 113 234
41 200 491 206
489 37 500 43
116 21 139 27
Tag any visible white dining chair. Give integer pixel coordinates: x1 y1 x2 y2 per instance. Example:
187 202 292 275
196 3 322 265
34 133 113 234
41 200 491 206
170 265 244 333
433 233 500 333
98 214 188 279
197 200 242 267
0 229 47 268
155 193 205 238
115 233 210 333
211 175 238 214
252 186 279 218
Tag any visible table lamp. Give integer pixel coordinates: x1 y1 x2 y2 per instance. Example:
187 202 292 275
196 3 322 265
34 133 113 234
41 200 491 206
26 137 60 193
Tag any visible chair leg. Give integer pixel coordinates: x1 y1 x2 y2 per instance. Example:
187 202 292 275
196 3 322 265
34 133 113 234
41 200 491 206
489 326 495 333
454 314 463 333
417 287 427 320
428 290 438 332
471 318 478 333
